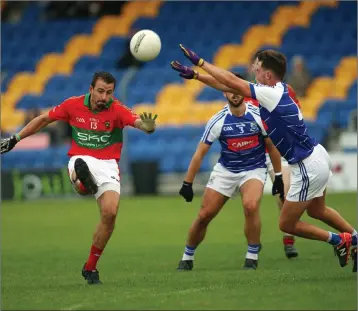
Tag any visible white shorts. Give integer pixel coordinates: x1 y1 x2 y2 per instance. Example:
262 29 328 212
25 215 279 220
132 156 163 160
206 163 267 198
68 155 121 200
286 144 333 202
266 153 289 173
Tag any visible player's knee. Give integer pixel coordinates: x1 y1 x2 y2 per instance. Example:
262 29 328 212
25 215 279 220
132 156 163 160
198 206 215 225
243 200 259 217
279 218 294 234
101 205 118 227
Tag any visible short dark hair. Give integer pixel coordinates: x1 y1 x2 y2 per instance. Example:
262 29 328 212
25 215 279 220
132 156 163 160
251 49 263 64
232 72 244 79
257 49 287 80
91 72 116 89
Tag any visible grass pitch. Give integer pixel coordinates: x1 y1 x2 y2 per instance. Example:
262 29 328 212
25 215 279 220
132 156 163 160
1 193 357 310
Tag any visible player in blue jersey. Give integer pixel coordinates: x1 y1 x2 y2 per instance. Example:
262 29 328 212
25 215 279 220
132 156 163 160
171 69 284 270
172 45 357 272
250 53 300 259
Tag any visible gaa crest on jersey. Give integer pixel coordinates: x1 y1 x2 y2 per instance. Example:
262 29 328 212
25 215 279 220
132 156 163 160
249 122 258 132
105 121 110 128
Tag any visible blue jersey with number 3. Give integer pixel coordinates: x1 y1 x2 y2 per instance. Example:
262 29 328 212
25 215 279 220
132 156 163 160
200 102 268 173
249 82 317 164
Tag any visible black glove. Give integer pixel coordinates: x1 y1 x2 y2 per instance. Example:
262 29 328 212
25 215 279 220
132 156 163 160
179 181 194 202
1 135 19 154
272 173 284 201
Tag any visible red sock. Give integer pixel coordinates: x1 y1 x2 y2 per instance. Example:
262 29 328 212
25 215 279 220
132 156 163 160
283 236 295 245
85 245 103 271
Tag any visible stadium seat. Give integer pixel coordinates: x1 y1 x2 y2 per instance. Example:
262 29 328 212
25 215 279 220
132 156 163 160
3 0 356 174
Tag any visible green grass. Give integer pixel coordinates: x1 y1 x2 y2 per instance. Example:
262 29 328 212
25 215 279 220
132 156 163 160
1 193 357 310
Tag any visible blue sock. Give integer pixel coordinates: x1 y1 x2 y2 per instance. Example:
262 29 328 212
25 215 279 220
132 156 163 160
327 232 342 246
352 230 357 247
246 244 260 260
182 245 196 260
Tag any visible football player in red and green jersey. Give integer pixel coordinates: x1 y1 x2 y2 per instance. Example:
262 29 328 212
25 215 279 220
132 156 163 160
1 72 158 284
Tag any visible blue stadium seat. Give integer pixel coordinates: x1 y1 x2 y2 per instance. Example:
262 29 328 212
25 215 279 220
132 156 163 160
6 0 356 174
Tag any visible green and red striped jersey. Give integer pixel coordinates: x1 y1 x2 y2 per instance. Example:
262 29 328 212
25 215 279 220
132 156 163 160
48 93 138 161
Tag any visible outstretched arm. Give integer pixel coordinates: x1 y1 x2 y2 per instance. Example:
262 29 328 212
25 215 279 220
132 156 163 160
170 61 239 93
1 111 56 154
18 112 55 140
177 44 284 112
201 62 252 97
175 44 252 97
197 73 240 93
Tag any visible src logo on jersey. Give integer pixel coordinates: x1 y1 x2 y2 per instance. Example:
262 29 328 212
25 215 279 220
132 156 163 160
105 121 111 129
227 136 259 152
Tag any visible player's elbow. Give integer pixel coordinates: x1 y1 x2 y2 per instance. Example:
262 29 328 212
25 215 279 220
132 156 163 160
40 112 53 124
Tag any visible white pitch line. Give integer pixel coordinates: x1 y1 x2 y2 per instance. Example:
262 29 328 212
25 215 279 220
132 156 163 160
61 303 85 311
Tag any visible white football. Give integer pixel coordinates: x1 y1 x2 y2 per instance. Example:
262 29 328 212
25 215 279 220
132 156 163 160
130 29 161 62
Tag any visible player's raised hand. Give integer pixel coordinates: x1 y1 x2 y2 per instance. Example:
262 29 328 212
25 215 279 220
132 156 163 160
170 61 198 79
179 181 194 202
140 112 158 134
272 173 285 201
1 135 19 154
179 44 204 67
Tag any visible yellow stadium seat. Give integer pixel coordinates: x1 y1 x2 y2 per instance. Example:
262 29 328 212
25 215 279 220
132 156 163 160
2 110 25 132
142 1 162 16
242 25 267 43
263 31 282 46
36 53 62 72
5 1 164 131
93 15 118 32
7 73 33 93
133 104 158 114
157 84 196 106
213 45 240 68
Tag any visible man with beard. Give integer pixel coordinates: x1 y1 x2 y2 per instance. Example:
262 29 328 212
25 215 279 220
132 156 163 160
171 66 283 270
1 71 158 284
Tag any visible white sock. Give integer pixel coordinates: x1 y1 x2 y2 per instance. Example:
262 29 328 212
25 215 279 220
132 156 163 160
284 232 294 237
182 253 194 261
351 229 357 236
246 252 258 260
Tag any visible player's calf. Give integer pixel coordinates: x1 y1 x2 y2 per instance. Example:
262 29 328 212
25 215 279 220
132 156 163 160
177 212 215 270
242 200 261 266
177 188 227 271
